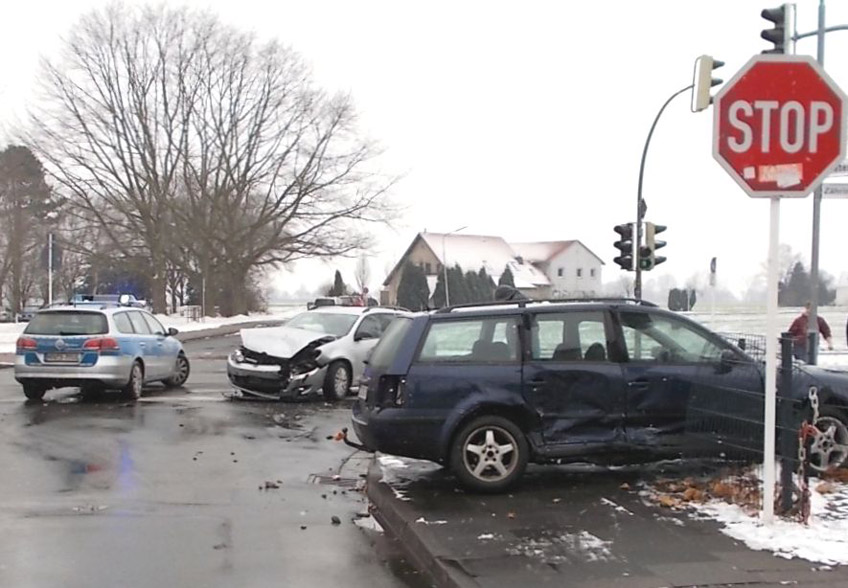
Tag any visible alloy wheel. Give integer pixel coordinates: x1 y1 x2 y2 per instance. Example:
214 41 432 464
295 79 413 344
809 415 848 472
462 426 518 483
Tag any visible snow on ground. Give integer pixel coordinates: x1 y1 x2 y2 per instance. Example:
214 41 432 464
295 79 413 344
0 303 303 354
688 476 848 566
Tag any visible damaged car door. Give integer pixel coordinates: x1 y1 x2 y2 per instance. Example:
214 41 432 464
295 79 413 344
522 309 627 454
616 309 763 454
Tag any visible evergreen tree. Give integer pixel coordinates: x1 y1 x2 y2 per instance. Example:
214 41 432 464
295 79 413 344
432 269 446 308
465 270 482 302
478 267 495 301
328 270 347 296
498 265 515 287
397 262 429 310
448 264 470 305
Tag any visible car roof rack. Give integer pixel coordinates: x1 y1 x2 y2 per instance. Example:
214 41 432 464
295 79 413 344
433 297 657 314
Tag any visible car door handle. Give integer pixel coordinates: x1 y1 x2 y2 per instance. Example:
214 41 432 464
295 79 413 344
139 343 146 348
628 379 650 390
528 378 546 385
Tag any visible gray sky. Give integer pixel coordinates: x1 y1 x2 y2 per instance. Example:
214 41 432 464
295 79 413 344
3 0 848 298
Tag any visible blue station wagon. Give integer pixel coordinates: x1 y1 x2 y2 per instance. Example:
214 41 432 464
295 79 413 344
14 306 190 401
350 299 848 492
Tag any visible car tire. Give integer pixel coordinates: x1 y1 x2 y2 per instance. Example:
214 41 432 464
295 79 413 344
122 362 144 400
23 383 46 401
323 361 351 401
809 406 848 472
163 354 190 388
450 415 529 493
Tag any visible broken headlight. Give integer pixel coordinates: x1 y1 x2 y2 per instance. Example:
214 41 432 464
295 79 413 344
232 349 245 363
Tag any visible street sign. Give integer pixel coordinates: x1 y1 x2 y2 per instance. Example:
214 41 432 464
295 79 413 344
829 161 848 177
823 183 848 197
713 55 848 198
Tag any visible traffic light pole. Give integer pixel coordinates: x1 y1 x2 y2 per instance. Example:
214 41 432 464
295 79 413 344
635 83 692 300
807 0 826 364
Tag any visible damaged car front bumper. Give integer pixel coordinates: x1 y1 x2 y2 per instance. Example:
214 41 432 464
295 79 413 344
226 351 327 400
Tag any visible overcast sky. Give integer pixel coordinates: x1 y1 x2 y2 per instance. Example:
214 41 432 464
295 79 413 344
3 0 848 299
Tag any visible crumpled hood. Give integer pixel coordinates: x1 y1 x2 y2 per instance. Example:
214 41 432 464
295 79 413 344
239 326 335 359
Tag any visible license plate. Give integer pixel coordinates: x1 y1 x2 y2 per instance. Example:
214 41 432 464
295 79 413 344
45 352 80 363
358 383 368 400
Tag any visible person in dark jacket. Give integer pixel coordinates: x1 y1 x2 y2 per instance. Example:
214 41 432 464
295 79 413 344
788 302 833 360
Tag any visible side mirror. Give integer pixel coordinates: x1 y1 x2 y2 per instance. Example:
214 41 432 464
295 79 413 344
717 349 736 374
355 330 377 342
167 327 179 337
118 294 131 306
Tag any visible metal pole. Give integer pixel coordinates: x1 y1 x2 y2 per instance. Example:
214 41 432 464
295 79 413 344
48 233 53 306
763 196 781 524
635 84 693 300
808 0 826 365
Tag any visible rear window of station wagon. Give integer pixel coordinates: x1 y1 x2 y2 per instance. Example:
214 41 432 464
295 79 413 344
24 311 108 336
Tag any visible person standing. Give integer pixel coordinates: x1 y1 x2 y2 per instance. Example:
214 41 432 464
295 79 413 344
788 302 833 360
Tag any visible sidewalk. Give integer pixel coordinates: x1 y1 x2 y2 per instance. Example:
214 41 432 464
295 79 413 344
366 457 848 588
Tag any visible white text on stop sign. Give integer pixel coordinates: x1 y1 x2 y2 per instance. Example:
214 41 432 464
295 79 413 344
727 100 834 154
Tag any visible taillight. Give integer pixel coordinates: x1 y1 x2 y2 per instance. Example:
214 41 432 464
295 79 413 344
377 376 407 407
16 337 37 351
83 337 120 351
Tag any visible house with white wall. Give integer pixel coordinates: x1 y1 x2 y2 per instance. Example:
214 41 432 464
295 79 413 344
381 232 603 305
511 241 604 298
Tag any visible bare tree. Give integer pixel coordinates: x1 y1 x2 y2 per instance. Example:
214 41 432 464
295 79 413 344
27 3 394 315
354 254 371 294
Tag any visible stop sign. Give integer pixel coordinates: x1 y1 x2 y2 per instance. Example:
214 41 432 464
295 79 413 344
713 54 848 198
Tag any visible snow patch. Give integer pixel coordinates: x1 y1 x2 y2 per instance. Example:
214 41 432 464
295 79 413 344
415 517 447 525
507 531 614 564
600 497 634 516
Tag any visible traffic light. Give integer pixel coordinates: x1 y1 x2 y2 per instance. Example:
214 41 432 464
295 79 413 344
613 223 635 271
641 222 667 271
761 3 795 55
691 55 724 113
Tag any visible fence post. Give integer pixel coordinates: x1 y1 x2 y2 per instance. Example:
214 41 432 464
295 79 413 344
778 332 795 514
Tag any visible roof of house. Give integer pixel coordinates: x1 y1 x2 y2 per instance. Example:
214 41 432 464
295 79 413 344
382 232 550 290
511 240 605 265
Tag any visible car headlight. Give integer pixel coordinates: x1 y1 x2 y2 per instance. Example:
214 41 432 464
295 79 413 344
232 349 245 363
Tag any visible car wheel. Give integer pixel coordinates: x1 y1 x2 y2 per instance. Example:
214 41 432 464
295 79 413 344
164 354 190 388
808 407 848 472
122 362 144 400
450 415 529 493
22 383 46 401
323 361 351 401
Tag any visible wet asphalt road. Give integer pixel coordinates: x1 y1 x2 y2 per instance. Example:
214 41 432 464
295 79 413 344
0 334 429 588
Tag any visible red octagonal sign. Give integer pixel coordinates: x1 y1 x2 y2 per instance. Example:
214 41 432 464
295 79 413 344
713 54 848 198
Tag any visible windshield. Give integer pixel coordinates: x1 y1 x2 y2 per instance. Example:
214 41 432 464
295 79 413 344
285 311 358 337
24 311 108 336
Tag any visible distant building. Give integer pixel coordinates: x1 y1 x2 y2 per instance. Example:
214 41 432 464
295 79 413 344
381 232 604 305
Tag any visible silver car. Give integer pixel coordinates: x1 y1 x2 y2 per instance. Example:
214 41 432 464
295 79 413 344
14 306 190 401
227 306 400 401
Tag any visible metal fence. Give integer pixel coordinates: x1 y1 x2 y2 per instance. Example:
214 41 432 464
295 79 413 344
681 333 828 520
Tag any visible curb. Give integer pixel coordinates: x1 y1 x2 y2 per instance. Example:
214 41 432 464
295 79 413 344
365 458 478 588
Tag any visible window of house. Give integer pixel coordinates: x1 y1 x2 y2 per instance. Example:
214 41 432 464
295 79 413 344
590 268 596 278
425 262 432 274
557 267 563 277
577 268 583 278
